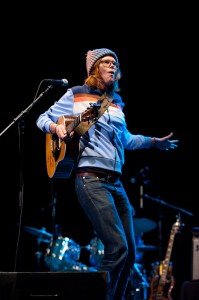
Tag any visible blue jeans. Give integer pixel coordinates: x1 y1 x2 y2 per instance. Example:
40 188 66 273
75 174 136 300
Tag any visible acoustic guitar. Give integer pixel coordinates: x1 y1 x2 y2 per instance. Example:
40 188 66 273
149 215 182 300
46 102 100 178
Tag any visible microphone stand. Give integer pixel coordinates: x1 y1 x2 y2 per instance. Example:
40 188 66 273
0 85 53 271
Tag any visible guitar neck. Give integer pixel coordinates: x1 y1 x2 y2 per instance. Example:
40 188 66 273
66 115 80 134
160 233 175 284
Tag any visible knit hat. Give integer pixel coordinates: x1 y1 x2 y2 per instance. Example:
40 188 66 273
86 48 119 76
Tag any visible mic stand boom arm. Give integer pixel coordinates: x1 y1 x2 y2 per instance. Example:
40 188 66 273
143 194 193 217
0 85 53 137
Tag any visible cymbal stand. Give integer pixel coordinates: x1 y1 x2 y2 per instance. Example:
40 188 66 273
52 191 57 227
128 263 149 300
134 263 149 299
35 238 43 272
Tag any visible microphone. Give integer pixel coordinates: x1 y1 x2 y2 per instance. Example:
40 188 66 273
44 78 68 86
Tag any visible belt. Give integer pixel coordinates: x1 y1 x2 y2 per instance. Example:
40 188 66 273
76 172 120 182
77 172 100 177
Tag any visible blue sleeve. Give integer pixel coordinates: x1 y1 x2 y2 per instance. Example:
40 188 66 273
36 88 74 133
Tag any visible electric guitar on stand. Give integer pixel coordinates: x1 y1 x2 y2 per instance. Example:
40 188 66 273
149 215 182 300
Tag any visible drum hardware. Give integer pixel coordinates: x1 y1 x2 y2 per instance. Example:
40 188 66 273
34 250 43 272
134 263 149 288
23 226 53 271
22 226 101 272
44 236 81 271
135 234 157 264
136 244 157 252
127 233 155 299
86 237 105 270
127 263 149 300
133 218 157 235
44 237 98 272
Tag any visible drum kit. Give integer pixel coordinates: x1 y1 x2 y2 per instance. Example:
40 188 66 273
23 217 157 298
23 226 100 272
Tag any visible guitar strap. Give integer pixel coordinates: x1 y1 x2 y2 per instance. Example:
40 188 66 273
74 92 113 136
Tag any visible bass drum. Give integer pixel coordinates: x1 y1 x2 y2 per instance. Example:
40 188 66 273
89 237 104 270
45 236 81 271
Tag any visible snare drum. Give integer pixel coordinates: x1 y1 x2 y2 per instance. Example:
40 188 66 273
45 236 81 271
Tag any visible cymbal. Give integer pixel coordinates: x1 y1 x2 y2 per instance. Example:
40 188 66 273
23 226 52 243
136 244 157 252
133 218 157 234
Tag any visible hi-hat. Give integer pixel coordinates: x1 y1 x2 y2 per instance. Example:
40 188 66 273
133 218 157 234
23 226 52 243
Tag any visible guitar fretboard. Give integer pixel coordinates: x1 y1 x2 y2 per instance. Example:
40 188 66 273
66 116 80 133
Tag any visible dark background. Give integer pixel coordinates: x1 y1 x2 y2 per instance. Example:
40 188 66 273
0 4 196 299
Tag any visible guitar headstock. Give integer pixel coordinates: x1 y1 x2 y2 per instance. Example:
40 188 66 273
172 214 183 235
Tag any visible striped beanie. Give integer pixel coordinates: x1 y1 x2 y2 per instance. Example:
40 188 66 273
86 48 119 76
